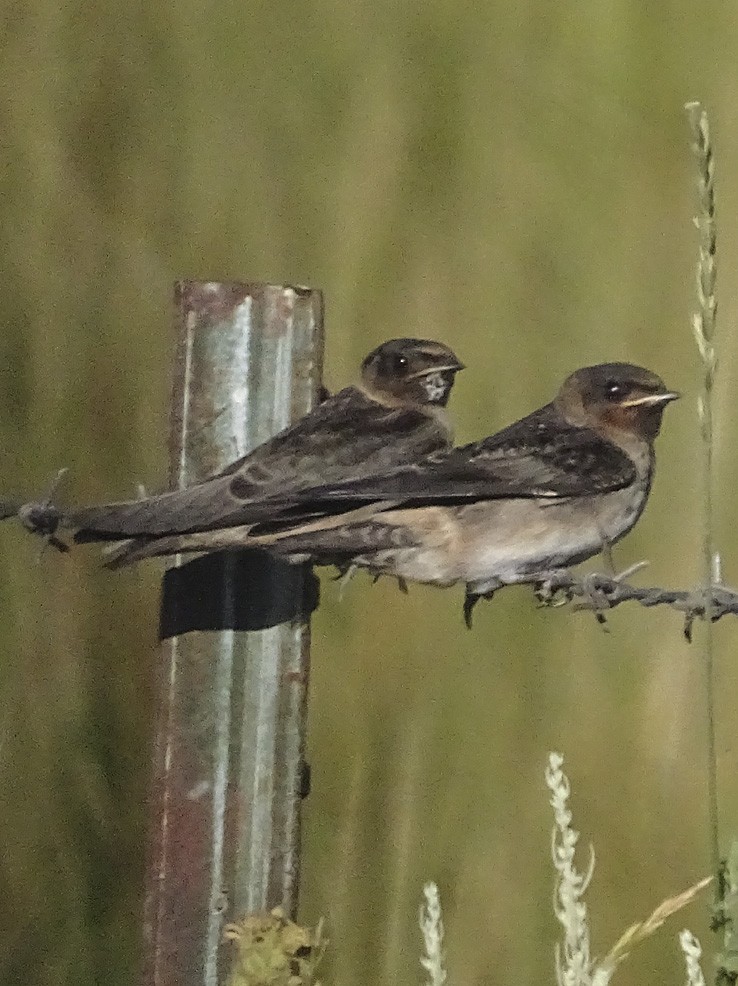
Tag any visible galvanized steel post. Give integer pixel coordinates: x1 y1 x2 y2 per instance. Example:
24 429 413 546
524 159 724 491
142 281 323 986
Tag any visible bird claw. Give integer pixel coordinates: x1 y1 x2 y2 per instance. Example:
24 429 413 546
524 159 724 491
534 561 650 627
570 561 649 628
533 570 576 608
370 572 409 594
463 591 478 629
334 566 409 600
463 586 495 629
537 590 570 609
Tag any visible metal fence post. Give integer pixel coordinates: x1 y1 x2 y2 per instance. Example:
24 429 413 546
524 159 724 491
141 281 324 986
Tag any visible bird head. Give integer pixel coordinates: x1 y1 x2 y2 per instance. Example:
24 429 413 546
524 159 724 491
360 338 465 408
556 363 680 442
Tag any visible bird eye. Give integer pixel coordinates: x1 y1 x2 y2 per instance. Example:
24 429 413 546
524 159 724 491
604 380 623 400
394 354 409 372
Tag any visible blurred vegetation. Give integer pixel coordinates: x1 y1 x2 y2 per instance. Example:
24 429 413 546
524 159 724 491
1 0 738 984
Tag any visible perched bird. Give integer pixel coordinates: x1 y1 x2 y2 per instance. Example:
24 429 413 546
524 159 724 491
238 363 679 623
18 338 464 557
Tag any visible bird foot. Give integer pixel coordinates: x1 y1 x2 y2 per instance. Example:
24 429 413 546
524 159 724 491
18 468 70 556
334 565 409 600
534 570 612 626
534 561 650 625
570 562 649 627
370 573 409 594
463 586 496 629
369 572 409 594
533 569 575 607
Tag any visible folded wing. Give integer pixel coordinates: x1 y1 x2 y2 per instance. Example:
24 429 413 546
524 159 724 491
71 387 449 541
275 405 637 513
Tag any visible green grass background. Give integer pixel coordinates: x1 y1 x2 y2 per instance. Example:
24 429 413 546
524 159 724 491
1 1 738 983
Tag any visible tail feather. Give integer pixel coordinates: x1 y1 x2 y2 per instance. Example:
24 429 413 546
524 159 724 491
102 500 400 568
102 525 258 568
71 478 293 542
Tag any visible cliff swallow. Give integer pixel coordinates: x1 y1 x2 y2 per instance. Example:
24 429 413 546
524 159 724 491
243 363 679 622
22 338 464 558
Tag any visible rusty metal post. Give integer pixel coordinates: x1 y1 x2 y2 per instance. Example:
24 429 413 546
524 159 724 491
142 281 323 986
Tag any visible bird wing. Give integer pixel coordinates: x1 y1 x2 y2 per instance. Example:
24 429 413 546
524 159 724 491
271 405 637 512
70 388 449 541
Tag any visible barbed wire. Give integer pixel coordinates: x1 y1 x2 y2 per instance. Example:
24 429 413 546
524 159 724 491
525 566 738 641
9 491 738 641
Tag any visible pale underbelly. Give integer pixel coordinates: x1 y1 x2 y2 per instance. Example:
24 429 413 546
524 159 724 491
353 489 647 589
